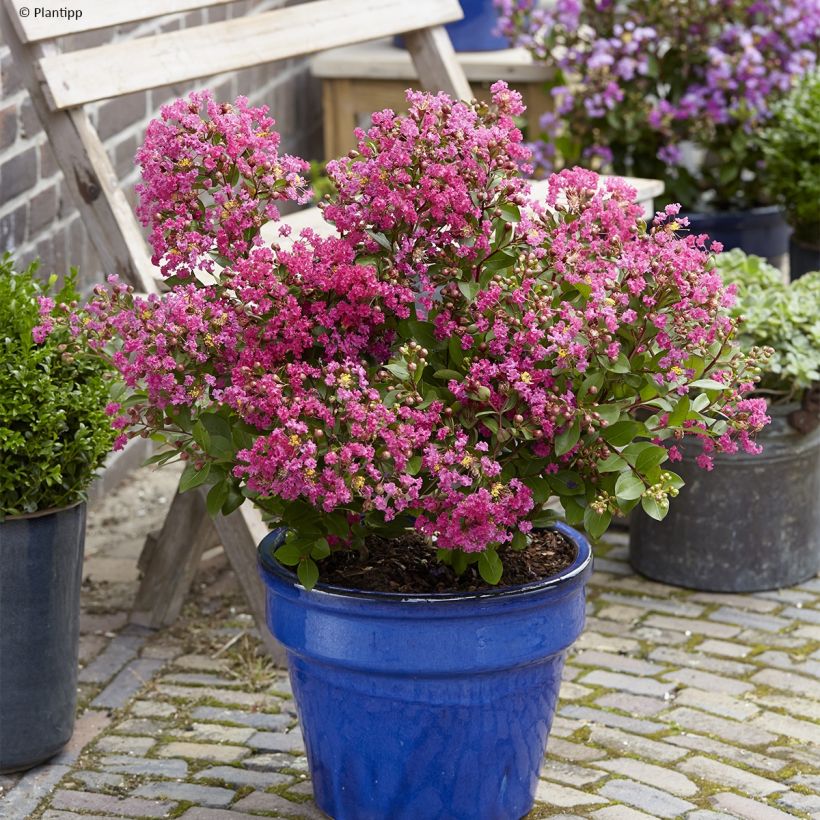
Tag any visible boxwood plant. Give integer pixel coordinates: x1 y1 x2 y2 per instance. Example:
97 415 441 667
0 255 116 518
68 87 769 588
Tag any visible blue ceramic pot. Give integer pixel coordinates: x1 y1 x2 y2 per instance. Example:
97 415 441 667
0 503 86 773
683 205 790 264
395 0 508 53
258 523 592 820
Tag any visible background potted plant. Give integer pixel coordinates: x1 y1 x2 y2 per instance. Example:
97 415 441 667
0 256 116 773
76 88 766 819
497 0 820 262
758 70 820 279
631 249 820 592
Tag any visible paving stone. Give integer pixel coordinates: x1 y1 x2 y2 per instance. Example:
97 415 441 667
42 812 122 820
141 643 183 660
91 658 165 709
178 809 261 820
595 692 669 717
663 707 778 746
772 744 820 769
248 729 305 752
574 631 643 653
77 633 147 684
172 654 230 672
155 683 268 707
750 710 820 743
751 667 820 699
559 681 594 700
648 646 753 677
50 789 175 818
664 734 787 773
133 782 235 808
189 705 290 731
595 604 645 623
79 611 128 634
776 790 820 816
679 756 786 796
244 753 310 773
708 607 791 633
113 717 166 734
559 705 665 735
95 734 156 755
597 778 696 818
130 700 177 718
689 592 781 612
586 726 687 763
98 754 188 777
572 650 664 676
781 604 820 624
545 737 607 762
591 806 657 820
580 670 676 699
175 722 257 744
643 615 741 639
598 593 704 618
697 639 751 659
792 624 820 641
710 792 797 820
157 741 250 763
162 672 245 688
540 759 607 787
632 625 689 645
788 773 820 790
0 764 70 819
662 668 754 697
685 812 737 820
78 634 108 666
673 688 760 720
68 771 125 791
51 710 111 765
754 650 820 680
534 780 608 808
232 791 326 819
594 757 698 797
549 715 584 737
737 630 806 649
193 765 292 789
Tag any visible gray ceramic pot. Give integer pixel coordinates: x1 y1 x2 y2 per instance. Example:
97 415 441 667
0 503 86 772
630 408 820 592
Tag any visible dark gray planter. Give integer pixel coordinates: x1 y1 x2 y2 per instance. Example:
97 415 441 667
0 503 86 773
630 409 820 592
789 237 820 280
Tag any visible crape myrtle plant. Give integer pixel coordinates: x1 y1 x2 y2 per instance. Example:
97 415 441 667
496 0 820 211
70 87 768 589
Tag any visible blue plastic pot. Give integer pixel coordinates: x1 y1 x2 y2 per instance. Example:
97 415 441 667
683 205 790 264
395 0 508 53
258 523 592 820
0 503 86 773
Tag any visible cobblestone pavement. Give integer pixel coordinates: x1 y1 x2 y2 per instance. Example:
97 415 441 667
0 468 818 819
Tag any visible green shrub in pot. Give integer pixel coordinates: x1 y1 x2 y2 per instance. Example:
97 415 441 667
630 249 820 592
757 71 820 278
0 254 116 773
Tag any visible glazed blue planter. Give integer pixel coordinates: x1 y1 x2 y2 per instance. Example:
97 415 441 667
258 523 592 820
683 205 790 265
395 0 508 53
0 503 86 773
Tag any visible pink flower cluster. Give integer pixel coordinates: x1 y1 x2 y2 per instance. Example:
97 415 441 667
80 84 768 565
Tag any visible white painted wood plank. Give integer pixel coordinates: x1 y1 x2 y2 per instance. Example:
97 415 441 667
38 0 465 108
312 38 550 83
404 26 472 101
6 0 234 43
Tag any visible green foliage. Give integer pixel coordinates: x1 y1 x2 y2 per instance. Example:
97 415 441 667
308 160 335 205
716 249 820 400
0 255 116 517
758 72 820 244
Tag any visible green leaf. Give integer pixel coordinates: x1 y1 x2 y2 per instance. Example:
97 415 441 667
641 495 670 521
407 455 422 475
555 418 581 456
179 461 211 492
668 396 690 427
583 506 612 540
689 378 728 391
607 352 631 373
206 481 229 517
297 558 320 589
603 420 643 448
385 362 409 380
598 453 628 473
222 485 245 515
634 445 669 474
478 549 503 585
325 513 350 538
511 531 528 550
458 281 480 303
310 538 331 560
434 369 463 381
498 202 521 223
561 495 585 526
448 335 465 367
597 404 623 426
274 543 303 566
523 476 551 504
615 472 645 501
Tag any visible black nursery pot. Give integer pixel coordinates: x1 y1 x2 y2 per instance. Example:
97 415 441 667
0 503 86 773
630 410 820 593
683 205 791 266
789 237 820 280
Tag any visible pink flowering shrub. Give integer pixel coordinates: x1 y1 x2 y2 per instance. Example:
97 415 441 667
76 86 769 587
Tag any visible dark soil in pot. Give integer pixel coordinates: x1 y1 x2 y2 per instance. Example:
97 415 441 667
319 529 576 593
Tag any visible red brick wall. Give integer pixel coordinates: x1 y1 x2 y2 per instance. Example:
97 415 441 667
0 1 323 289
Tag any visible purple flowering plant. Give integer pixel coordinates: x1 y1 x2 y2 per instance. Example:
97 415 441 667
497 0 820 211
61 87 770 588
